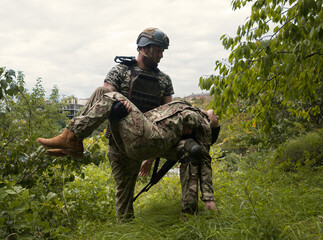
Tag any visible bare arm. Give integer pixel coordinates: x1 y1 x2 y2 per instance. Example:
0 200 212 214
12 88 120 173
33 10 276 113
162 95 172 104
103 82 117 91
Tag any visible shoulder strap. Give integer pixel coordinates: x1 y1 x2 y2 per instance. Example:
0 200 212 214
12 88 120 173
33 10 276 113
114 56 137 66
133 158 177 202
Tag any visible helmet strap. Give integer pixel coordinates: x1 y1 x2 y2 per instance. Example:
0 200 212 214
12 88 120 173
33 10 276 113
139 48 150 58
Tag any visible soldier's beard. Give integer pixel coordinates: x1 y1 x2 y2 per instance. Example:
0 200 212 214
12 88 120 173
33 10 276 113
142 55 158 69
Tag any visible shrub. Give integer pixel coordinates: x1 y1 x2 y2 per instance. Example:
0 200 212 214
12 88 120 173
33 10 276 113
275 129 323 170
64 162 116 222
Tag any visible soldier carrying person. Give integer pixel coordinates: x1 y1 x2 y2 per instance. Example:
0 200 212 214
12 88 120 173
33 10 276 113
38 28 219 220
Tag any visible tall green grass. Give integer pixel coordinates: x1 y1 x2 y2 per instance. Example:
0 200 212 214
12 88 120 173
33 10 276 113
70 149 322 240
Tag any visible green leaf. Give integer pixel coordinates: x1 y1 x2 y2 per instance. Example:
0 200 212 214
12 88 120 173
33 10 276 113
25 213 34 223
0 190 8 201
46 192 57 202
5 189 17 195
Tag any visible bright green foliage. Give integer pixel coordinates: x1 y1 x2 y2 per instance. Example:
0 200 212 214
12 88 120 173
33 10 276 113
0 71 71 238
64 162 116 222
211 154 322 240
0 71 67 184
0 70 115 239
0 182 70 239
199 0 323 132
0 67 22 100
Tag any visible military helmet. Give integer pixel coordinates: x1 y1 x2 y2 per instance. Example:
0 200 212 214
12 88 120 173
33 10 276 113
136 27 169 49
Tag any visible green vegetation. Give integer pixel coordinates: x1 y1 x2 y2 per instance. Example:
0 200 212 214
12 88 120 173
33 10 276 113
200 0 322 133
1 0 322 238
1 69 321 239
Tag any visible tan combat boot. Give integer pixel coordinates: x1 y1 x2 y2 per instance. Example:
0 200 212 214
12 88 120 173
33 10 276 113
37 129 84 158
45 148 83 159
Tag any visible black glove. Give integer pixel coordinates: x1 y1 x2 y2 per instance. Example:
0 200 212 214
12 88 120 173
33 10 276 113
211 126 221 145
109 100 128 120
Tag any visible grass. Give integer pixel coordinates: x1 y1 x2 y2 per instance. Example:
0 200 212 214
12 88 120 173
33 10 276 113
70 151 323 240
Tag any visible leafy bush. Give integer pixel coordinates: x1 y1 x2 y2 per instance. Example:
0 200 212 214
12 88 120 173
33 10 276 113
0 67 22 100
200 0 323 133
64 162 116 222
275 128 323 170
0 71 113 239
0 182 70 239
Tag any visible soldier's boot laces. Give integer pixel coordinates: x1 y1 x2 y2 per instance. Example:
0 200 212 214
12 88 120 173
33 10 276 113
37 129 84 158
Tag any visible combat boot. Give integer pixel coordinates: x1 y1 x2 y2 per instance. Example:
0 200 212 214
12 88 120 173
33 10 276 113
183 138 202 159
37 129 84 158
178 138 203 165
45 148 83 159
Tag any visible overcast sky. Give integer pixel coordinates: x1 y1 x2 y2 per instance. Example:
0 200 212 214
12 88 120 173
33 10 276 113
1 0 251 98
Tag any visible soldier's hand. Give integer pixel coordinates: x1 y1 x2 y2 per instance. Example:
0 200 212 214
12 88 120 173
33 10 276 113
110 100 130 120
118 98 131 112
205 201 217 212
139 159 154 177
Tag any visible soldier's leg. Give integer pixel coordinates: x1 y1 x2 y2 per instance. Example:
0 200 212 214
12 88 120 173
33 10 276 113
70 92 133 139
175 110 212 215
198 151 215 202
78 86 110 116
108 142 142 222
180 161 199 215
179 151 215 215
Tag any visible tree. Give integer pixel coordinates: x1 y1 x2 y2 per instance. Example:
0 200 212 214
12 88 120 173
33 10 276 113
0 67 22 100
0 71 68 184
62 95 78 104
0 69 109 238
199 0 322 132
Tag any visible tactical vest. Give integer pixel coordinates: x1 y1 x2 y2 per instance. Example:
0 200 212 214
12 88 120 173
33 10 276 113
114 56 162 112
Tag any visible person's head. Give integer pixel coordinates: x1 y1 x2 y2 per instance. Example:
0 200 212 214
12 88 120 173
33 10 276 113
202 109 220 128
136 27 169 69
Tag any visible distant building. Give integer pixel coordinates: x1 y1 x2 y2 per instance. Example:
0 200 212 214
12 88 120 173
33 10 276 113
183 92 210 101
78 98 89 105
62 103 84 119
61 97 90 119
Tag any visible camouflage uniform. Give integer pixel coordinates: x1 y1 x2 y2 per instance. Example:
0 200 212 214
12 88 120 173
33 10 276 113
104 63 174 221
73 62 215 220
72 92 211 160
70 91 215 215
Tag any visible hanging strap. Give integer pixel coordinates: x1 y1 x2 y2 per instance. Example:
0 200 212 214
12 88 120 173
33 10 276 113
133 158 177 202
152 157 160 179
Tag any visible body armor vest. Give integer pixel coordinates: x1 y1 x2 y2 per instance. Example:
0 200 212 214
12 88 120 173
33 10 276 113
105 57 162 139
129 73 161 112
115 56 162 113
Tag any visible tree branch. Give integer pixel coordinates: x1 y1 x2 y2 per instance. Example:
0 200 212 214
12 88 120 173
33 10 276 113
0 129 24 153
255 74 281 97
305 50 322 59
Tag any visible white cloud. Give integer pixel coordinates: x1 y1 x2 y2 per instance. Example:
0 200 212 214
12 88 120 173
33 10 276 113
0 0 251 98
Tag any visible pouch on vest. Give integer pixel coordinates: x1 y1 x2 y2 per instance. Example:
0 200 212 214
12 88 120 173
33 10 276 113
129 73 161 112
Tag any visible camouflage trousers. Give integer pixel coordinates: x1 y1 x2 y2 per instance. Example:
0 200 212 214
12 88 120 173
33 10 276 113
69 87 214 220
180 155 214 214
